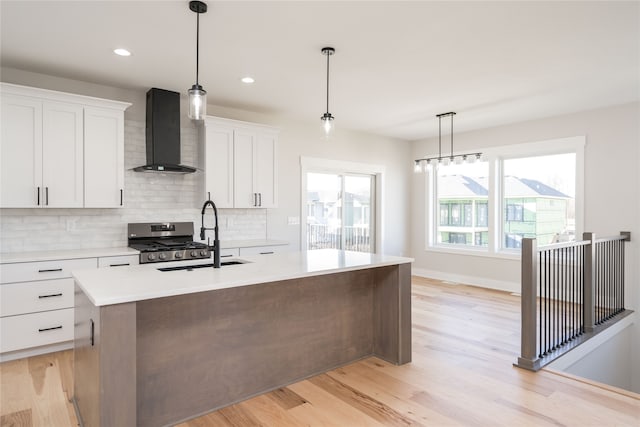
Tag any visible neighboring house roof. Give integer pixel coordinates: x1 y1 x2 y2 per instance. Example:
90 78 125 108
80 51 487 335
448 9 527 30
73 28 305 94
438 175 488 198
439 175 570 199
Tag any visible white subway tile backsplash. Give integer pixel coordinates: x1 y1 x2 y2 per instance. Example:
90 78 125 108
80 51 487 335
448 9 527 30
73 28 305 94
0 120 267 253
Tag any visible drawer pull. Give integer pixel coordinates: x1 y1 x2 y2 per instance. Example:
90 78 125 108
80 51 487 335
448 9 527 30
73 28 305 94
259 251 275 255
38 325 62 332
38 268 63 273
109 263 130 267
38 293 63 299
221 254 233 258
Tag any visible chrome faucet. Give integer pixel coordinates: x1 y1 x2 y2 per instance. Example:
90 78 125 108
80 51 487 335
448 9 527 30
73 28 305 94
200 199 221 268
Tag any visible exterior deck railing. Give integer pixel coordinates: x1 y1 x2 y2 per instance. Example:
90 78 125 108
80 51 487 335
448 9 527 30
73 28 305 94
516 231 631 371
307 223 371 252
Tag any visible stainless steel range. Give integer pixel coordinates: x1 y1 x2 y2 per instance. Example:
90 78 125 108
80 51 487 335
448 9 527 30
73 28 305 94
128 222 210 264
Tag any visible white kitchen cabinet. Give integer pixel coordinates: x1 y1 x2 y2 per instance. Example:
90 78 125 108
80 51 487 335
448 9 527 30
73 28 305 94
204 123 234 208
84 107 125 208
0 94 42 207
0 83 130 209
238 244 288 256
204 116 278 208
0 256 97 361
97 254 139 268
42 101 84 207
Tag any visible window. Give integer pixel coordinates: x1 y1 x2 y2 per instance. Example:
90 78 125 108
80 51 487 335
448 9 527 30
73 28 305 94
426 136 584 256
448 232 468 244
506 204 524 222
476 202 488 227
435 162 489 247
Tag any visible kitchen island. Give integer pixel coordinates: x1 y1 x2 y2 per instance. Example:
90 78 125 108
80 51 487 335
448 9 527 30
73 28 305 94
72 249 413 427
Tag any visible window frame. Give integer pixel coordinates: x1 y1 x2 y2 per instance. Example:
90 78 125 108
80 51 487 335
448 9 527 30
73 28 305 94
424 136 585 260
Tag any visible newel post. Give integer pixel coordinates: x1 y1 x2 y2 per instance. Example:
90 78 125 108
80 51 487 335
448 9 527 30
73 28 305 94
517 238 539 370
583 232 596 332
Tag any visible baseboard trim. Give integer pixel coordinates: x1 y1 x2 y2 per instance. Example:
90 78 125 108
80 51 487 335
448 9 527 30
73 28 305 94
412 268 520 294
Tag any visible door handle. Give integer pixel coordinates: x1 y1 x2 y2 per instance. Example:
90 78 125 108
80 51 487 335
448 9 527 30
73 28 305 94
45 187 49 206
38 325 62 332
38 293 63 299
38 268 63 273
258 193 262 207
37 187 41 206
120 189 123 206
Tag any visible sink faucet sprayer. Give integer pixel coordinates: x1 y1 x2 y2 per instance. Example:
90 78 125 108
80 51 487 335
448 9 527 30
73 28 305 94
200 199 221 268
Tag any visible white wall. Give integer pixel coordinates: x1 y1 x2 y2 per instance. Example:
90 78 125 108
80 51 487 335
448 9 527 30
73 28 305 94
411 102 640 391
0 67 411 256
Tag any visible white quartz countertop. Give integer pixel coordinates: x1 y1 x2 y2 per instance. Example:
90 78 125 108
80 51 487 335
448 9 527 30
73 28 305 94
0 247 140 264
73 249 413 307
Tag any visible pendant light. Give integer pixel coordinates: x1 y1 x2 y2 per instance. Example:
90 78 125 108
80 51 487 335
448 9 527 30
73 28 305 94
320 47 335 137
414 112 482 172
188 1 207 121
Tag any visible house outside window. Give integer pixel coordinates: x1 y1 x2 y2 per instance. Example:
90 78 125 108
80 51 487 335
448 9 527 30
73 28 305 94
425 136 583 256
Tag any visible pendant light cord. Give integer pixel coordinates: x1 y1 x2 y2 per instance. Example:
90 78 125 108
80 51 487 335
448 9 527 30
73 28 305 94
450 113 454 158
438 115 442 159
326 52 330 114
196 11 200 86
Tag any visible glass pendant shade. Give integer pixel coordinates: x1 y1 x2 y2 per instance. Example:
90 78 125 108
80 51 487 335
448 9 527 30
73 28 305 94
188 84 207 120
321 112 334 136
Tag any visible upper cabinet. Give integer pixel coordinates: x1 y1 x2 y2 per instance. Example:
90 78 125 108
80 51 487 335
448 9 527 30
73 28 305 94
0 83 130 209
204 116 278 209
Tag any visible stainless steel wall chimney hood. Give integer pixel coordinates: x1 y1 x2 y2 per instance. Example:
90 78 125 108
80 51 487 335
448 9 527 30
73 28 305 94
133 88 197 173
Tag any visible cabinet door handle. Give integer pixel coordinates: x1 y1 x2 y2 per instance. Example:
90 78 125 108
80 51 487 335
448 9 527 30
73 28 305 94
90 319 95 346
120 189 123 206
38 325 62 332
109 263 130 267
38 268 63 273
253 193 257 207
208 191 211 200
45 187 49 206
258 193 262 207
38 293 63 299
37 187 41 206
259 251 274 255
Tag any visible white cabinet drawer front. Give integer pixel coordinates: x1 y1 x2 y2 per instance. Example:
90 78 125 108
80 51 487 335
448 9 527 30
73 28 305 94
98 255 139 268
1 278 73 317
1 258 97 284
0 308 73 353
219 248 240 259
239 245 287 256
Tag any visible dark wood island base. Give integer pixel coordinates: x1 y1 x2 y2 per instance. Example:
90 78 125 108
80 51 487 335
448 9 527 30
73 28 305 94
73 263 411 427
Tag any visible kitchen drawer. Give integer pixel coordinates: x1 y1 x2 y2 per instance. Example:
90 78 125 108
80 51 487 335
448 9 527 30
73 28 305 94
0 308 73 353
98 254 139 268
1 258 97 284
219 248 240 259
0 278 74 317
239 245 287 256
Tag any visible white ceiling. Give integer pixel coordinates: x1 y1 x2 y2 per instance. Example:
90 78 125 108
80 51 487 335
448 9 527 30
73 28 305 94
1 1 638 141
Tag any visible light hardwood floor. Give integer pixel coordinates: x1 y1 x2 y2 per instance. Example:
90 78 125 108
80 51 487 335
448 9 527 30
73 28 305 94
2 276 638 426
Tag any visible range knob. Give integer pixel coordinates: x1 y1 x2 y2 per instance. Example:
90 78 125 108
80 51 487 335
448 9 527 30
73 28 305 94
175 251 183 259
200 250 208 256
159 253 167 260
147 253 156 261
190 250 198 257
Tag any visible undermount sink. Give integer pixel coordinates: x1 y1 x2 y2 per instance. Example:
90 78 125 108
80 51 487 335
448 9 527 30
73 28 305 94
158 260 250 272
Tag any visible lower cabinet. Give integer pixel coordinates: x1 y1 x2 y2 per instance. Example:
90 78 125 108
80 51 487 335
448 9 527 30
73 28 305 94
239 244 288 256
0 252 138 361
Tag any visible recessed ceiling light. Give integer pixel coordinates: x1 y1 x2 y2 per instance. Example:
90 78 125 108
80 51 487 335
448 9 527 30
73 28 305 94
114 48 131 57
241 77 255 84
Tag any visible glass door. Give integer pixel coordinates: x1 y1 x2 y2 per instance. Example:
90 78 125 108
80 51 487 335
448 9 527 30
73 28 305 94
306 172 375 253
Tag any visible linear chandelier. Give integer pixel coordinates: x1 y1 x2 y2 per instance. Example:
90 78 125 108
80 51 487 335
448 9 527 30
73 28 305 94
414 112 482 172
